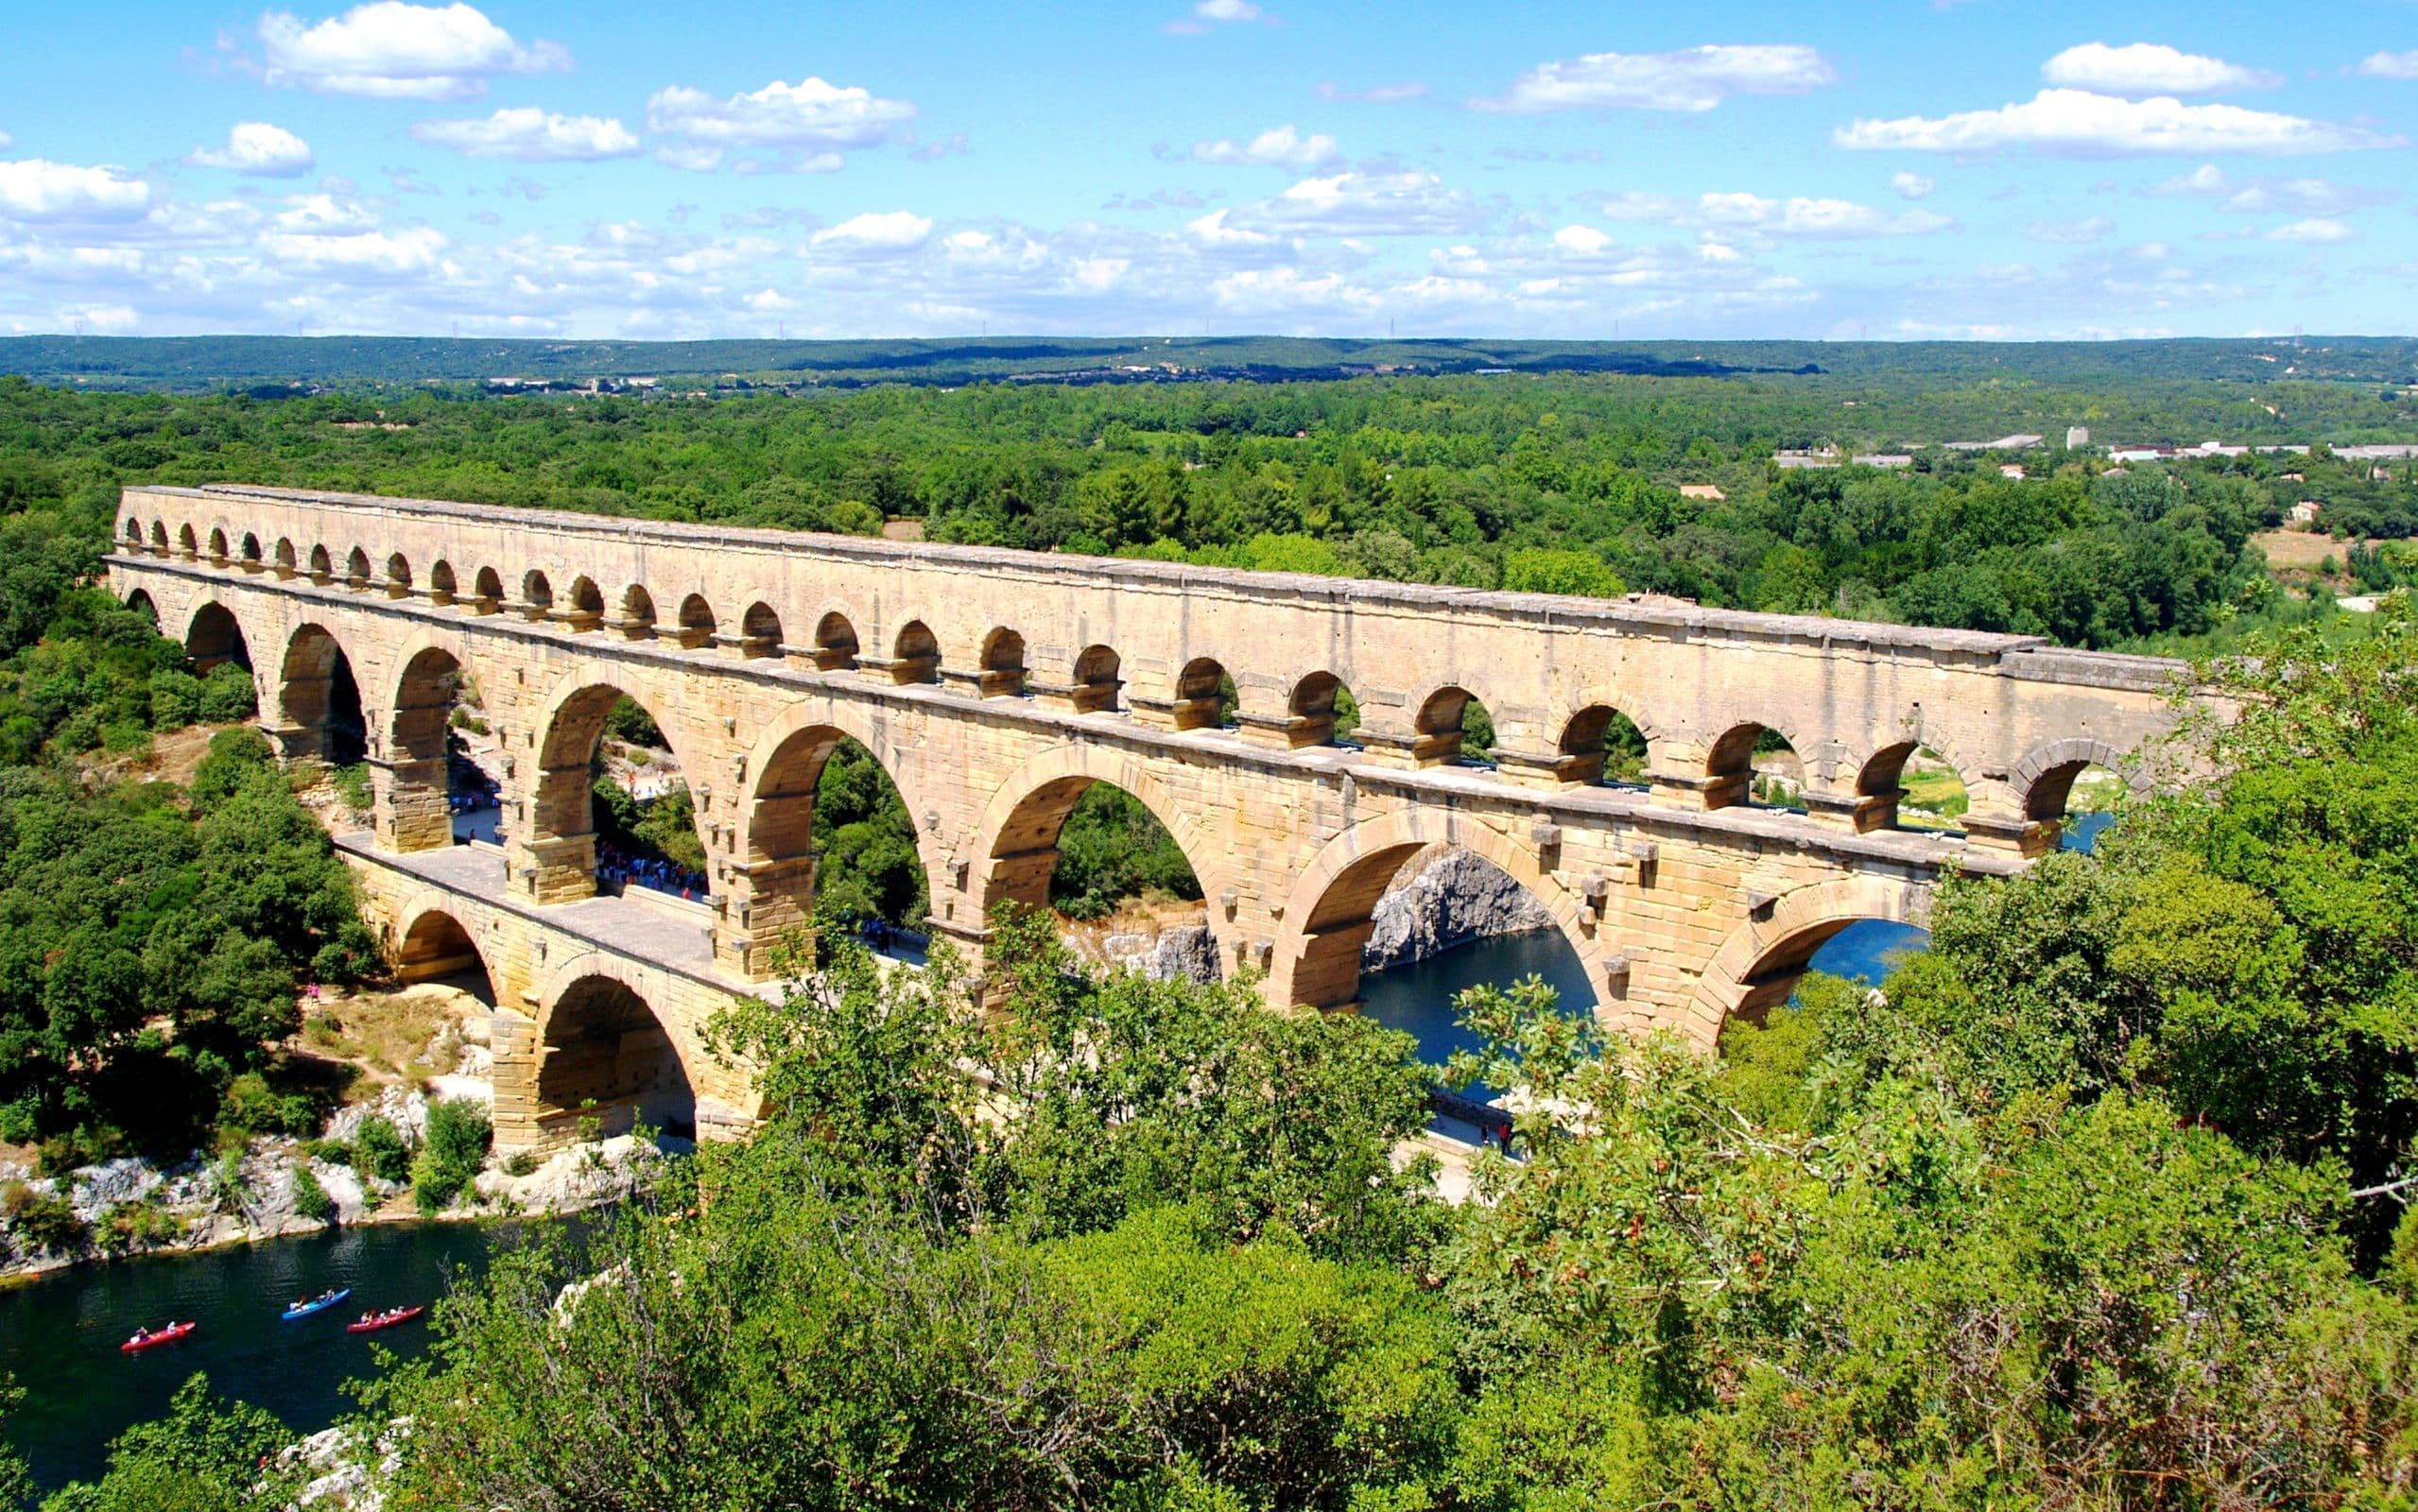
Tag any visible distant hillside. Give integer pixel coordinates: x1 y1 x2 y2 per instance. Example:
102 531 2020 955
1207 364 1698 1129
4 333 2416 394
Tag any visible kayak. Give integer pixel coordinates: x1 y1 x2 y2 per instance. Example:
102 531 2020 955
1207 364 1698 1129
121 1321 197 1353
345 1306 425 1334
282 1288 352 1320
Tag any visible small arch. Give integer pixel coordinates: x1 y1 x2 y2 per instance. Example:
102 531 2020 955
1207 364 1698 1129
273 538 298 578
739 602 784 660
1071 644 1122 713
123 517 144 547
149 521 169 555
1706 721 1802 812
676 593 717 650
429 559 458 606
1172 657 1235 731
889 620 940 684
1411 685 1497 767
238 533 263 570
396 908 495 1007
473 567 504 614
811 610 857 671
1287 670 1359 748
521 570 554 622
308 544 333 583
207 527 230 564
1857 742 1971 834
564 576 605 632
618 585 658 640
2016 738 2144 854
385 552 413 598
184 601 253 676
537 974 696 1140
978 627 1027 696
344 547 371 591
178 524 199 559
1557 705 1649 786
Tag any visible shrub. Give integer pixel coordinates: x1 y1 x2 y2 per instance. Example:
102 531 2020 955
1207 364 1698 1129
412 1099 492 1213
331 763 372 813
148 666 203 728
196 661 259 722
355 1115 410 1184
303 1138 354 1167
99 1200 183 1254
216 1073 317 1139
8 1191 87 1253
291 1164 336 1225
501 1151 540 1178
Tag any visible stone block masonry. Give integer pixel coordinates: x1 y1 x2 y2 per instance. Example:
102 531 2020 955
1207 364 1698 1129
112 484 2196 1148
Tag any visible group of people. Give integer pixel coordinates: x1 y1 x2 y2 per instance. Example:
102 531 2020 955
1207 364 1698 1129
596 842 709 902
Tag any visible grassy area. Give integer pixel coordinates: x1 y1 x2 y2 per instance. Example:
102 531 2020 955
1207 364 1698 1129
297 985 465 1087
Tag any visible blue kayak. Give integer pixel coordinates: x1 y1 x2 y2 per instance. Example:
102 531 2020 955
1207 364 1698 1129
281 1288 351 1320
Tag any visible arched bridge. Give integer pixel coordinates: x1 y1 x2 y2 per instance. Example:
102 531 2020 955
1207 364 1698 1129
111 483 2190 1149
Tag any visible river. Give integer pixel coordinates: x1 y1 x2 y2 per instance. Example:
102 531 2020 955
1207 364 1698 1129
2 1221 495 1491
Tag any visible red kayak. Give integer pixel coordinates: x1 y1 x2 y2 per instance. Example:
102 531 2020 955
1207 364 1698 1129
121 1321 197 1353
345 1306 424 1334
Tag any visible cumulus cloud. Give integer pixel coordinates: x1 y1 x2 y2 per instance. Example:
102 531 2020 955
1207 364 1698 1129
0 160 153 221
2026 215 2116 243
1889 171 1936 200
1189 124 1339 167
410 109 640 162
256 2 566 99
2269 217 2356 243
1834 89 2403 155
1472 43 1834 113
185 122 315 177
808 210 933 248
2354 50 2418 80
2146 164 2394 215
645 77 916 168
1600 190 1955 237
258 223 449 274
1229 169 1488 235
2042 42 2280 95
1162 0 1276 35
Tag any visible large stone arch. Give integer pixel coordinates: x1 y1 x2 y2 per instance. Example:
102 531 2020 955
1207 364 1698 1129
181 595 258 679
1271 804 1605 1020
967 741 1236 971
527 953 712 1142
1684 874 1931 1049
379 625 481 852
729 696 949 975
274 620 370 767
522 662 715 904
392 902 499 1007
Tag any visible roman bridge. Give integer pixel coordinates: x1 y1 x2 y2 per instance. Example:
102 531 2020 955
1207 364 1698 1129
111 483 2189 1149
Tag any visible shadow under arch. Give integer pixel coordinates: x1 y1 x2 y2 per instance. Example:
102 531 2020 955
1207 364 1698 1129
534 971 697 1140
123 588 159 624
184 600 254 675
1273 807 1600 1018
968 744 1229 966
736 707 939 971
279 622 368 766
527 673 707 903
1685 875 1932 1048
394 905 496 1007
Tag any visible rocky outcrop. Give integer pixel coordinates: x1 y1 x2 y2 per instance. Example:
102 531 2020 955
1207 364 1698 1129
1362 846 1551 970
1078 921 1222 984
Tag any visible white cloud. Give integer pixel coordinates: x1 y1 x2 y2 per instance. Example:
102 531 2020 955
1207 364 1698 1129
1889 171 1936 200
2144 163 2394 217
1183 207 1276 247
1835 89 2402 155
1472 43 1835 113
2026 215 2116 243
184 122 316 178
257 224 448 274
645 77 916 167
256 2 566 99
1552 224 1615 255
1210 266 1380 317
809 210 932 248
2269 217 2356 243
2042 43 2280 95
1162 0 1274 34
1601 190 1954 237
410 109 640 162
1189 124 1339 167
2354 50 2418 80
1232 170 1488 235
0 160 153 221
653 145 722 173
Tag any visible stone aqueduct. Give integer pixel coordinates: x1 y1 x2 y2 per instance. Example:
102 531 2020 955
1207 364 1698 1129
111 483 2188 1149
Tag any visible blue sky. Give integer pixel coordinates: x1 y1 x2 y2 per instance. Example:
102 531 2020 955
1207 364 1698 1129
2 1 2414 340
